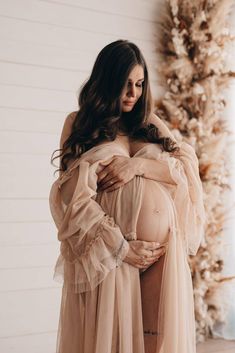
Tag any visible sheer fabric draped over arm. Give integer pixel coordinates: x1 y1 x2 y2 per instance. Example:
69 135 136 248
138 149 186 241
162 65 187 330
148 113 206 255
49 112 130 293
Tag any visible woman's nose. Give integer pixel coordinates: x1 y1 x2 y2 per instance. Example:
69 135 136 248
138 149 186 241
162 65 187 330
127 85 136 98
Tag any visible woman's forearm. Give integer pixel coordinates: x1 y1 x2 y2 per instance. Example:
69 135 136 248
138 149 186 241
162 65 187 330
133 157 177 185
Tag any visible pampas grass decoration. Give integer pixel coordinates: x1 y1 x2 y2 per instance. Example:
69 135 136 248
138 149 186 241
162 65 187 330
155 0 235 342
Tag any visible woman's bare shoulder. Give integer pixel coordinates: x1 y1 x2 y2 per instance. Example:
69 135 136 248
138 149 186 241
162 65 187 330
147 113 177 143
60 111 78 149
64 110 77 126
147 113 163 126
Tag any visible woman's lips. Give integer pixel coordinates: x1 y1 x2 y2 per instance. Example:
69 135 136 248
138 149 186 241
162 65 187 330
124 101 135 105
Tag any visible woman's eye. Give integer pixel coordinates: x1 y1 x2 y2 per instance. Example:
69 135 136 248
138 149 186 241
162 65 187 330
127 82 143 87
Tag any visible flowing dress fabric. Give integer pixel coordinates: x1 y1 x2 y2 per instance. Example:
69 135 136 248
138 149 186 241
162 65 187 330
49 141 206 353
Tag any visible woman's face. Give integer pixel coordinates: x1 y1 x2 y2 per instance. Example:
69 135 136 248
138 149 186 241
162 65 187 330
121 64 144 112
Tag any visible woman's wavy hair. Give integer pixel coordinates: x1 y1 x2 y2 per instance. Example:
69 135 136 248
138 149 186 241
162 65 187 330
51 39 178 172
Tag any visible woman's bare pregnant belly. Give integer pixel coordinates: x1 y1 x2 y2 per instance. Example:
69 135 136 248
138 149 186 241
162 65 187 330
136 179 171 244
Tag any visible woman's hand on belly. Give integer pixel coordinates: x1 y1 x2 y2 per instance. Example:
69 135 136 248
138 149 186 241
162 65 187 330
123 240 166 270
96 156 138 192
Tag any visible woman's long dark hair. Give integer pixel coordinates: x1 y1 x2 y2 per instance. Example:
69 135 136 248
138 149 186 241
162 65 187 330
51 39 179 172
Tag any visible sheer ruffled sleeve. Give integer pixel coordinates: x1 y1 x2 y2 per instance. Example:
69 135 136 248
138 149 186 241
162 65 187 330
49 159 130 293
167 141 207 255
143 140 206 255
153 142 206 353
148 113 206 255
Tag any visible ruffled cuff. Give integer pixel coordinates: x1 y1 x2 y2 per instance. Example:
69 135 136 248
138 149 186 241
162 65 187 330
53 215 130 293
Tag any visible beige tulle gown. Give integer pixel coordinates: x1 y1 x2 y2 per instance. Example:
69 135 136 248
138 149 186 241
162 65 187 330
49 113 206 353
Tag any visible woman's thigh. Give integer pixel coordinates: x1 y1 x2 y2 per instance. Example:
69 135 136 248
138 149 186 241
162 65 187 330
140 253 165 353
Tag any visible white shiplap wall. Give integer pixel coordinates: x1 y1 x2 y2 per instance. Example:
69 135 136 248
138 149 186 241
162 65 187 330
0 1 160 352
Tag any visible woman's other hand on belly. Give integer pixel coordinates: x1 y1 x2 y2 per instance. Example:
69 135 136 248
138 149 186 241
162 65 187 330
123 240 166 270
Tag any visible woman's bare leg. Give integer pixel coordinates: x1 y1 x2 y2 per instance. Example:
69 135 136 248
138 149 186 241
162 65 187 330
140 253 165 353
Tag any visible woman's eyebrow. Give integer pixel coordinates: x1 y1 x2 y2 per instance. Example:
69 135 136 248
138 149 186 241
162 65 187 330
128 78 145 82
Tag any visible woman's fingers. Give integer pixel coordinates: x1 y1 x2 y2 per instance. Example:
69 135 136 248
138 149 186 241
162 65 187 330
152 247 166 257
139 241 160 250
144 241 168 251
129 240 161 253
98 180 117 192
125 240 167 269
139 246 166 267
132 240 168 251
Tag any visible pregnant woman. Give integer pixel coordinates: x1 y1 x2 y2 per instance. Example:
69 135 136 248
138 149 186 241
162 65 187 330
49 40 206 353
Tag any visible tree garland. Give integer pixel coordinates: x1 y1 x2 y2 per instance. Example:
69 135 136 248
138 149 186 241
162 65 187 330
155 0 235 341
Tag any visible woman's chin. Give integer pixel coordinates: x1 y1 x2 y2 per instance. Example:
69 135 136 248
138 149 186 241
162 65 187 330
122 105 134 112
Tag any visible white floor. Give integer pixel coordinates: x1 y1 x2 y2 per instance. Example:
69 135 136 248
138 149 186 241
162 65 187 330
197 338 235 353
